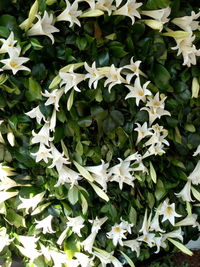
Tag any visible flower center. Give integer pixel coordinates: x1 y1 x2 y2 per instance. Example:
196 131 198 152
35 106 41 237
115 227 121 233
10 61 18 68
138 90 144 96
166 207 173 215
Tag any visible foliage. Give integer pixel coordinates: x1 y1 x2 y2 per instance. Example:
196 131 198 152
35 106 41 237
0 0 199 266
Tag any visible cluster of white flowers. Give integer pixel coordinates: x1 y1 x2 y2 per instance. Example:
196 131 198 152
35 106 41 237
171 11 200 67
0 32 30 75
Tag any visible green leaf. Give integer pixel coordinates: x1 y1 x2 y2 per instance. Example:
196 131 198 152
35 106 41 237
76 37 88 51
0 26 10 38
67 89 74 111
162 31 190 39
168 238 193 256
6 209 26 228
80 193 88 215
30 38 43 50
49 75 61 89
109 46 128 58
31 202 51 215
25 77 42 101
150 162 157 183
129 207 137 225
155 180 166 201
154 64 171 90
146 0 170 9
73 161 94 182
68 186 79 205
120 251 135 267
88 182 109 202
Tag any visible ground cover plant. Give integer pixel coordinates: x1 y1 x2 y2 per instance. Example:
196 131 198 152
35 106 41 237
0 0 199 266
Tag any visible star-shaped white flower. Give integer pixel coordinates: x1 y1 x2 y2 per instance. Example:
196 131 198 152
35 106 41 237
57 0 82 27
84 62 104 89
123 57 142 84
175 180 194 202
0 32 19 54
32 123 54 146
172 11 200 33
107 223 127 246
0 48 30 75
188 160 200 185
113 0 142 25
55 165 82 187
48 143 70 171
42 88 64 111
134 122 152 144
104 64 126 92
31 143 52 163
95 0 115 15
125 77 151 106
193 144 200 156
159 200 182 226
28 11 59 44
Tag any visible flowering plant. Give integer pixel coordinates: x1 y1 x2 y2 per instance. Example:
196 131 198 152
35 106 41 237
0 0 199 266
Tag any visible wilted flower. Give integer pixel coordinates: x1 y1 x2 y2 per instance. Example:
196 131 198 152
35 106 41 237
28 11 59 44
113 0 142 25
57 0 82 27
159 200 182 226
35 215 55 234
125 77 151 105
66 216 85 237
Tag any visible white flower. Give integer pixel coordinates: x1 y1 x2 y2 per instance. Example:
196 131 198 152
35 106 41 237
16 245 41 263
75 252 92 267
84 62 104 89
141 7 171 31
86 160 109 191
28 11 59 44
159 200 182 226
48 143 70 171
137 233 155 247
120 218 133 234
59 67 85 93
113 0 142 25
175 180 194 202
171 34 200 67
49 108 57 132
50 250 69 267
0 32 18 54
93 247 123 267
31 143 52 163
95 0 115 15
90 216 108 233
163 228 183 243
0 163 15 178
145 125 169 148
42 88 64 111
188 160 200 185
17 235 39 250
193 144 200 156
0 191 18 205
123 239 141 257
0 48 30 75
57 0 82 27
35 215 55 234
175 214 199 228
107 223 127 246
172 11 200 33
32 123 54 146
104 64 125 92
25 106 47 125
143 143 166 158
115 0 123 7
0 227 12 253
149 213 165 233
134 122 152 144
0 176 19 191
108 158 135 190
17 191 45 214
153 235 167 253
145 92 167 112
55 165 82 187
139 209 150 235
123 58 142 84
125 77 151 106
66 216 85 237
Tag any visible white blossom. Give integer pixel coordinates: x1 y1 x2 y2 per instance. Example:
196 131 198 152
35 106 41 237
113 0 142 25
25 106 47 125
92 247 123 267
48 143 70 171
35 215 55 234
84 62 104 89
123 239 141 257
17 191 45 214
159 200 182 226
57 0 82 27
137 233 155 247
172 11 200 33
0 227 12 253
95 0 115 15
193 144 200 156
0 32 18 54
134 122 152 144
103 64 125 92
188 160 200 185
123 58 142 83
28 11 59 44
55 165 82 187
31 143 52 163
175 180 194 202
32 123 53 146
66 216 85 237
42 88 64 111
107 223 127 246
